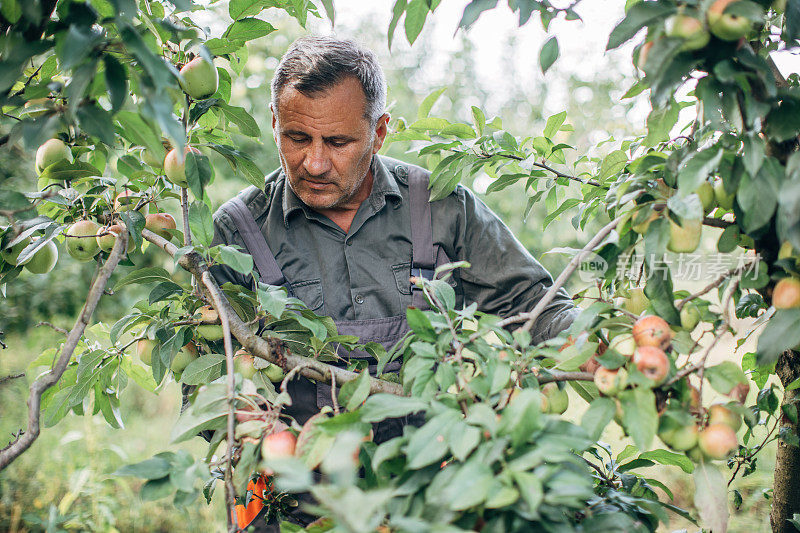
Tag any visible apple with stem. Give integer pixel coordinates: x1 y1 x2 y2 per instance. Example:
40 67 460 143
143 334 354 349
96 224 134 254
197 305 224 341
179 57 219 100
65 220 101 261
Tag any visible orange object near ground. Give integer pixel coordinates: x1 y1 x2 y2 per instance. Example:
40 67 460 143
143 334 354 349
233 475 268 529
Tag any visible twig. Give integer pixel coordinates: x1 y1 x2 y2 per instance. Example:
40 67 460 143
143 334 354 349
516 217 623 338
141 228 404 396
537 370 595 384
473 151 601 187
201 271 237 533
702 217 734 229
35 321 68 335
181 187 191 248
330 371 339 416
0 373 24 386
675 262 755 311
0 227 127 471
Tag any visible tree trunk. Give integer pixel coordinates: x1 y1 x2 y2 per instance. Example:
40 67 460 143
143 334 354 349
770 349 800 533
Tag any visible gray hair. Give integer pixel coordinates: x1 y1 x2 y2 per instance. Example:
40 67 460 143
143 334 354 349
271 36 387 125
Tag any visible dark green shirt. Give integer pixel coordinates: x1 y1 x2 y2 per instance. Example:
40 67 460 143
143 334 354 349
211 155 578 344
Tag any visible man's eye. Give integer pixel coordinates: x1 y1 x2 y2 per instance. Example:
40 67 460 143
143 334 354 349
328 140 349 147
288 136 308 143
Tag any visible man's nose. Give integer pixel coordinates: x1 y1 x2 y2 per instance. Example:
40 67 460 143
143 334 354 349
302 141 331 176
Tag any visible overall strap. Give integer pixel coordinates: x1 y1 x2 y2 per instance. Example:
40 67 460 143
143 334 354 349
227 197 287 288
407 165 436 309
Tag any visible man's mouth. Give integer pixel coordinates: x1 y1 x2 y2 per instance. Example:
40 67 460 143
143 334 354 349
303 178 333 190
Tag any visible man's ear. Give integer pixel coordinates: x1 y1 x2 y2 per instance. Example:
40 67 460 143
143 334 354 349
372 113 390 154
270 103 278 145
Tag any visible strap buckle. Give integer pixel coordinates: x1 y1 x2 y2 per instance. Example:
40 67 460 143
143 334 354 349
410 267 434 290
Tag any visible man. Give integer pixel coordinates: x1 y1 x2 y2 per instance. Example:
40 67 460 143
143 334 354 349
210 35 578 531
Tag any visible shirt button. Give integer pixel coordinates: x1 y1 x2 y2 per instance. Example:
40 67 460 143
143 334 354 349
355 294 364 304
345 239 352 246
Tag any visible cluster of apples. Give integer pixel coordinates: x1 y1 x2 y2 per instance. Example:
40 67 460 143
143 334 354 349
659 401 742 461
640 0 769 69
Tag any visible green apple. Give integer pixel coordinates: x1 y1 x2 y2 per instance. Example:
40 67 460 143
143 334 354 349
24 238 58 274
680 303 701 331
179 57 219 100
164 146 202 188
622 287 650 316
659 418 699 451
695 181 715 214
140 147 165 169
631 209 659 234
594 367 628 396
666 14 710 51
171 343 199 375
778 241 797 260
234 349 258 379
35 138 72 174
667 216 702 253
708 0 753 41
263 362 286 383
714 180 736 210
2 235 31 265
137 338 157 366
540 382 569 415
608 332 636 358
707 403 742 431
96 224 134 254
65 220 101 261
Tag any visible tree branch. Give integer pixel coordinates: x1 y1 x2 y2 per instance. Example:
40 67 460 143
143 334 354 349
675 261 756 311
0 373 24 386
702 216 734 229
0 228 128 471
141 228 405 396
201 270 237 533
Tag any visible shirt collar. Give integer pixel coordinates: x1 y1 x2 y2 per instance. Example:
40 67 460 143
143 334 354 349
281 155 403 227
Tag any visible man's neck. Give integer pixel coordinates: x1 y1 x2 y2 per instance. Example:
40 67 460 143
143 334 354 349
315 169 374 234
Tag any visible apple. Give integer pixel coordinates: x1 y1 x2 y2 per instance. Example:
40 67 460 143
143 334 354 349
197 305 224 341
234 349 258 379
622 287 650 315
24 238 58 274
96 224 134 253
607 332 637 358
773 278 800 309
114 190 146 214
698 423 738 459
164 146 202 188
659 418 699 451
632 315 673 350
171 342 199 375
707 403 742 431
137 338 157 366
594 367 628 396
35 138 72 174
686 446 706 463
679 303 701 331
714 179 736 210
666 14 710 51
179 57 219 100
634 346 670 384
636 40 655 71
696 181 715 214
540 382 569 415
631 209 659 235
65 220 101 261
778 241 797 261
2 235 31 265
263 362 286 383
139 147 164 169
260 430 297 474
667 216 702 253
145 213 177 241
708 0 752 41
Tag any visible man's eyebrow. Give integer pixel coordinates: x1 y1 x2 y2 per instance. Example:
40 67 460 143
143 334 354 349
282 129 310 137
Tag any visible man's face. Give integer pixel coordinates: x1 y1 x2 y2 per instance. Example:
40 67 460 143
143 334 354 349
271 76 388 212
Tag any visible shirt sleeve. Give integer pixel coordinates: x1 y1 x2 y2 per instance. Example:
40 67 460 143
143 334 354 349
443 185 579 344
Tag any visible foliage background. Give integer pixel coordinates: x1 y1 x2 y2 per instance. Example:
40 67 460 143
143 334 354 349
0 2 778 531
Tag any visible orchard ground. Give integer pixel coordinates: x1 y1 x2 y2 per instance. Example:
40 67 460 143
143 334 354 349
0 226 775 532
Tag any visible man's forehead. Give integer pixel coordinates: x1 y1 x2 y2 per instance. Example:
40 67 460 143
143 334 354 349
274 76 368 116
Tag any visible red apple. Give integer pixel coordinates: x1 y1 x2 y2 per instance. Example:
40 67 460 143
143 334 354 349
698 423 738 460
632 315 673 350
260 430 297 475
144 213 177 241
773 278 800 309
707 403 742 431
634 346 670 384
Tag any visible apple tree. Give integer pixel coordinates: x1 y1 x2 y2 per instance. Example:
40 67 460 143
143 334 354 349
1 0 799 532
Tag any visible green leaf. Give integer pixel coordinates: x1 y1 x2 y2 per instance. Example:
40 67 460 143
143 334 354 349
0 0 22 23
43 386 74 427
619 388 658 451
693 462 729 533
359 393 427 423
512 471 543 514
217 245 254 275
543 111 567 139
258 286 288 318
205 38 246 55
418 87 446 119
229 0 271 19
458 0 498 29
638 449 694 473
115 456 172 479
114 267 173 291
149 281 183 304
440 460 494 510
757 309 800 366
404 0 429 45
181 353 225 385
539 36 559 74
215 102 260 137
121 358 157 392
185 151 213 200
607 2 675 50
226 18 276 41
581 398 615 441
188 201 214 248
38 160 100 182
140 477 174 501
678 148 723 193
405 410 459 469
338 369 371 411
115 111 163 156
705 362 747 395
598 150 627 183
738 158 780 233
